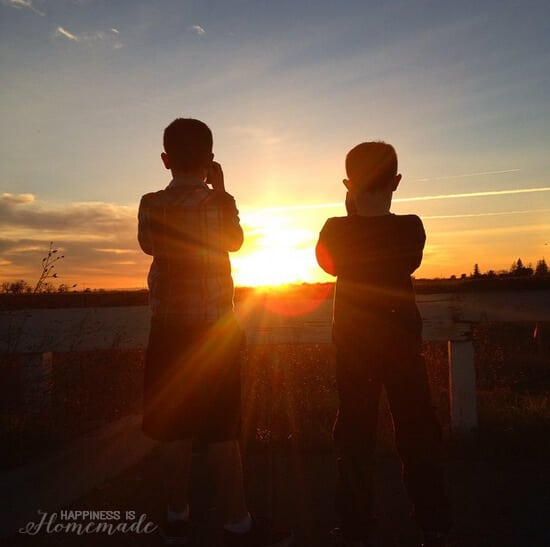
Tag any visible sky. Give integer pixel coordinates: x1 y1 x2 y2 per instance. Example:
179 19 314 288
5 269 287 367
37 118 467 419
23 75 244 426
1 0 549 289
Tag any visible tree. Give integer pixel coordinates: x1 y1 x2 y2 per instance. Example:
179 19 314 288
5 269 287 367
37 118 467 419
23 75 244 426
472 263 481 278
511 258 533 277
511 258 524 274
1 280 31 294
535 258 549 276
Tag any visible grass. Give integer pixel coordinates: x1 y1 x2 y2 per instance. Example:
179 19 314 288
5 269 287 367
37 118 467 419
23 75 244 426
1 322 549 468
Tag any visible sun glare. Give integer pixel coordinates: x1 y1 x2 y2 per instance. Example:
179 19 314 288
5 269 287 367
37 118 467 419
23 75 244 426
232 213 320 287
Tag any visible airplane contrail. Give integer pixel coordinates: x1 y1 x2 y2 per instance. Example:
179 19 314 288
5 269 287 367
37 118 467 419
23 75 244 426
394 186 550 203
241 186 550 217
413 168 520 183
423 208 550 220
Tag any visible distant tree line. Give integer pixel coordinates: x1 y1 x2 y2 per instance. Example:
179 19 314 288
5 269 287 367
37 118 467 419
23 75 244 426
467 257 549 280
0 279 76 295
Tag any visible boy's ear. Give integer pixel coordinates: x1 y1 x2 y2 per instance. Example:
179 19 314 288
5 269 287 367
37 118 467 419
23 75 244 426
343 178 351 191
161 152 171 170
391 174 402 191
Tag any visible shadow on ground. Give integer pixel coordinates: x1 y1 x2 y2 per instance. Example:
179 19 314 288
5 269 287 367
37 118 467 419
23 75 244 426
6 441 550 547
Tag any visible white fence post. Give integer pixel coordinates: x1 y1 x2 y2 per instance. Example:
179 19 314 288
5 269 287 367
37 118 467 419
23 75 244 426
447 338 477 432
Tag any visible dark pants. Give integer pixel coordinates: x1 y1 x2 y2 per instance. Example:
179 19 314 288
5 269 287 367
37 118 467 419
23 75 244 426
142 314 244 442
333 331 451 540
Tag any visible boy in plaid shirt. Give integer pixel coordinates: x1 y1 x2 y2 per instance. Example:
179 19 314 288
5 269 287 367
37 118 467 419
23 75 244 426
139 118 293 547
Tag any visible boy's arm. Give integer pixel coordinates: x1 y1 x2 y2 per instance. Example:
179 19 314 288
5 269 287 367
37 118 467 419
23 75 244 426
207 161 244 252
137 195 153 256
220 194 244 252
315 220 337 276
401 216 426 274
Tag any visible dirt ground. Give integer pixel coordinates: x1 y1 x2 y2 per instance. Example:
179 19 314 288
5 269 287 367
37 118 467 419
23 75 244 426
5 441 550 547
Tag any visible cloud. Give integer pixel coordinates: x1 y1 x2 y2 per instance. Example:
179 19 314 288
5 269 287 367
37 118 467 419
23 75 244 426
55 25 80 41
191 25 206 36
53 25 123 48
0 195 149 289
229 126 283 146
2 0 45 16
1 193 35 206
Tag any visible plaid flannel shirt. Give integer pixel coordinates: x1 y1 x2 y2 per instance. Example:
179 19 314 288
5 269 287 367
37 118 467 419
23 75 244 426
138 178 243 323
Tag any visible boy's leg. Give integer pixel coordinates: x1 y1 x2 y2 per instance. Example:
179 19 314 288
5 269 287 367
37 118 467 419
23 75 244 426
208 439 248 525
333 348 381 542
384 346 452 538
165 439 193 513
210 439 295 547
160 439 194 545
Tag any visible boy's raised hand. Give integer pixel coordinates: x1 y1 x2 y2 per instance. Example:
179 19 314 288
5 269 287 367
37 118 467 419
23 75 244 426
207 161 225 191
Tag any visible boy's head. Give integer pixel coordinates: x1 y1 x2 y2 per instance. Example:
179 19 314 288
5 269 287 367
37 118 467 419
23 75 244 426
161 118 213 174
344 141 401 195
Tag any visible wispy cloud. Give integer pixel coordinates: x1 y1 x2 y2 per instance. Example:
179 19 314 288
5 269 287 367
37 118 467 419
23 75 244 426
53 25 122 48
191 25 206 36
1 193 35 206
2 0 44 16
229 125 284 146
55 25 80 42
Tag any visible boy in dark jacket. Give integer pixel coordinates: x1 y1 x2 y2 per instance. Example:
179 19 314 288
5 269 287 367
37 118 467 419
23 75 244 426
316 142 451 547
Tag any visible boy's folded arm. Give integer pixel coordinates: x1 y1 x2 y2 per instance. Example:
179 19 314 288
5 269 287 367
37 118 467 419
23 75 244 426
137 196 153 255
398 243 424 274
315 241 336 276
402 216 426 274
315 220 338 276
405 248 424 274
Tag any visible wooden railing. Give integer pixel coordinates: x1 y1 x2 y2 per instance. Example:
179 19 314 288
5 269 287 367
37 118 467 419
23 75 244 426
2 290 550 432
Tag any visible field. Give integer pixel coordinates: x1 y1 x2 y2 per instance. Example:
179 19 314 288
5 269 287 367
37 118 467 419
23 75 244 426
2 282 550 469
2 288 550 545
1 320 549 469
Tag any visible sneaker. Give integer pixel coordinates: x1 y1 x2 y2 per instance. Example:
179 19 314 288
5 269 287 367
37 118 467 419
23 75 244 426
159 518 192 545
330 527 374 547
223 516 294 547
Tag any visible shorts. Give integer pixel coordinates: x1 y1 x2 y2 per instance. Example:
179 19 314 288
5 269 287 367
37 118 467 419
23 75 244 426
142 314 244 442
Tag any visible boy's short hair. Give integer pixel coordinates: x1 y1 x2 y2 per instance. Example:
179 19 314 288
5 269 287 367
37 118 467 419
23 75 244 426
345 141 398 193
163 118 213 171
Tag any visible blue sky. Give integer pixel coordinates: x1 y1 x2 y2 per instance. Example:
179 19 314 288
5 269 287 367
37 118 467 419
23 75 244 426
1 0 549 288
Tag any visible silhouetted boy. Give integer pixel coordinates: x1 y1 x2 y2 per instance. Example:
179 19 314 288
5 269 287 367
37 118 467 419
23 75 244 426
316 142 451 547
138 118 293 547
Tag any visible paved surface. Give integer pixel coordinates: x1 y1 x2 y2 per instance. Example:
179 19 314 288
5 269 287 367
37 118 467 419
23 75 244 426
5 441 550 547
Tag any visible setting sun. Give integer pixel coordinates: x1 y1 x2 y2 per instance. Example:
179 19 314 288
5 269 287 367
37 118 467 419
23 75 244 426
231 212 321 287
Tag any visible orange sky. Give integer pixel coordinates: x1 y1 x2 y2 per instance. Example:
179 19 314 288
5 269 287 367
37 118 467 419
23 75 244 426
1 183 549 290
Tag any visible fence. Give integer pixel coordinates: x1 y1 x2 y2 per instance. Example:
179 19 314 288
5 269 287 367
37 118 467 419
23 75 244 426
2 289 550 431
